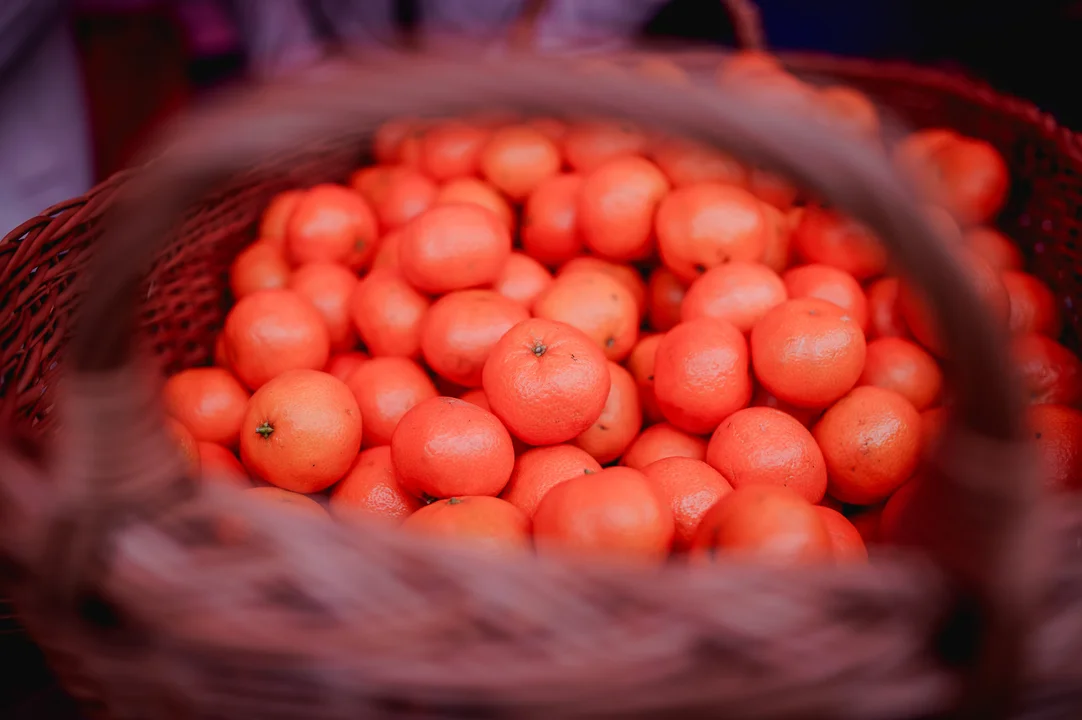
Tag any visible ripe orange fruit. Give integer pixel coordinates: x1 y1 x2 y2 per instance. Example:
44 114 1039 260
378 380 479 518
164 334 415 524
865 277 911 340
626 333 664 424
258 189 303 250
492 252 553 310
285 184 378 269
213 333 230 370
521 174 584 268
500 445 603 517
246 487 327 516
373 117 426 166
751 298 867 409
654 319 752 434
927 137 1009 226
813 386 921 505
288 262 359 351
197 442 250 488
329 446 422 523
402 496 531 552
750 386 823 428
706 406 828 503
479 124 562 201
240 369 363 493
224 289 331 390
621 422 708 470
650 136 745 188
656 183 770 283
783 263 869 331
790 207 887 281
1028 404 1082 491
759 203 794 273
163 367 249 447
533 270 639 362
858 337 943 411
418 120 489 181
848 504 884 546
578 156 670 262
690 485 833 564
344 357 438 448
814 506 868 562
573 362 642 464
324 351 368 383
646 267 687 332
348 268 430 358
398 204 511 294
420 290 530 388
964 227 1023 272
642 456 732 551
747 167 799 210
230 243 291 299
433 177 515 231
370 229 402 271
680 261 787 333
558 257 648 321
533 466 674 560
350 165 437 231
563 119 648 172
1003 271 1061 337
482 318 609 446
391 397 515 500
1012 333 1082 407
168 417 200 475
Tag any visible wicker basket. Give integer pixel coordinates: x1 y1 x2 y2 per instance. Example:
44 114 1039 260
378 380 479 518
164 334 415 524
1 14 1082 720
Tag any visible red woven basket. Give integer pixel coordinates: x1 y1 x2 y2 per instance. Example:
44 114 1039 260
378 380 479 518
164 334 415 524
1 9 1082 720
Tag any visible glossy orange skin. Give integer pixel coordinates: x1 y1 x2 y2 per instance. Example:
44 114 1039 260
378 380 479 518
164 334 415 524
790 207 887 281
373 118 426 166
656 183 770 283
563 120 648 173
240 369 362 493
533 466 675 560
858 337 943 411
492 252 553 311
521 174 585 268
246 487 327 516
1003 271 1061 337
558 257 648 321
533 271 639 363
814 506 869 562
783 263 869 332
642 457 732 551
482 318 610 446
747 167 800 211
1028 404 1082 491
163 367 250 447
344 357 438 448
707 407 828 503
433 178 515 231
324 351 369 383
418 120 489 181
348 268 430 359
391 397 515 500
621 422 709 471
168 417 201 475
964 227 1024 272
928 137 1010 226
650 137 745 188
230 243 291 299
654 319 752 435
402 496 531 552
370 230 403 271
751 298 867 409
759 203 794 273
350 165 437 231
398 204 512 294
1013 334 1082 407
865 277 911 341
285 184 379 269
329 446 422 524
573 362 642 464
289 262 360 351
625 333 665 425
197 442 250 488
500 445 603 517
479 124 562 201
813 386 922 506
224 289 331 390
681 261 787 333
750 386 823 429
578 156 670 262
646 267 686 332
420 290 530 388
258 189 303 250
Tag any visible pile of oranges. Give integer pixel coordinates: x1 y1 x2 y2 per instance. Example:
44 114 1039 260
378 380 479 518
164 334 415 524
161 53 1082 566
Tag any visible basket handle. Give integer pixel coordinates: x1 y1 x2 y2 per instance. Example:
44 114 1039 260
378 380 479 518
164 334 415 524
45 59 1039 716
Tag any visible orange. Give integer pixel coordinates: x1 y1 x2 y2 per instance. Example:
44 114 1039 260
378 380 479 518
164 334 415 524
817 86 880 141
573 362 642 464
926 136 1009 226
690 485 833 565
790 207 887 281
492 252 553 311
646 266 686 332
373 117 426 166
288 262 360 352
521 174 585 268
865 277 911 340
625 333 665 425
402 496 531 552
1012 333 1082 407
348 268 430 358
350 165 437 231
747 167 799 211
759 203 795 273
457 387 492 411
213 333 230 370
285 184 378 269
230 243 291 299
533 466 674 560
482 318 609 445
621 422 708 470
420 290 530 388
324 351 368 383
751 298 867 409
163 367 249 447
750 386 823 428
197 442 250 488
433 178 515 231
964 227 1023 272
525 116 568 143
258 189 303 250
813 386 921 505
168 417 201 475
919 406 949 457
329 445 422 523
782 263 870 331
706 406 828 503
533 270 639 362
391 397 515 500
418 120 489 181
558 257 648 321
814 506 869 562
649 137 745 188
715 51 783 85
1003 271 1061 337
819 495 845 512
878 476 925 545
642 456 732 551
578 156 670 262
344 357 437 448
500 445 603 517
563 119 648 173
398 204 512 294
893 128 958 182
1028 404 1082 491
849 504 884 546
224 289 331 390
680 261 787 333
858 337 943 411
246 487 327 516
370 229 403 271
479 124 562 201
240 369 362 493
